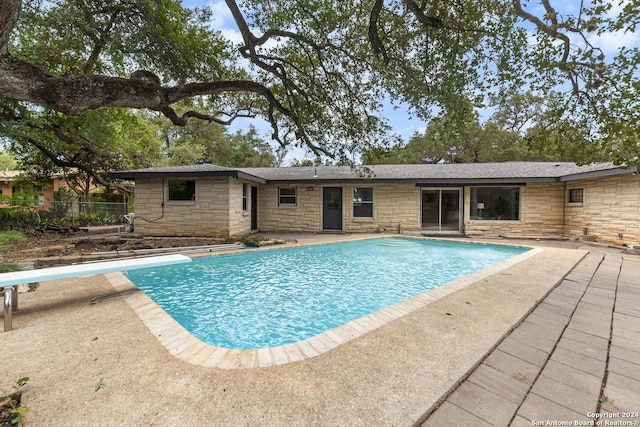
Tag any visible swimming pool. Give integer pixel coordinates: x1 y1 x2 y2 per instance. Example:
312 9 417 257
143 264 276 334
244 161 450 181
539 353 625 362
125 237 529 350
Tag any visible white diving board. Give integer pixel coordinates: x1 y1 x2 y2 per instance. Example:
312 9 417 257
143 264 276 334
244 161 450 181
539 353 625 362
0 254 192 287
2 254 192 332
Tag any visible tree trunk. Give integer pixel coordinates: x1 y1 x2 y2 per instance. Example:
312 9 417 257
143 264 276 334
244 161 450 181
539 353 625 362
0 0 21 55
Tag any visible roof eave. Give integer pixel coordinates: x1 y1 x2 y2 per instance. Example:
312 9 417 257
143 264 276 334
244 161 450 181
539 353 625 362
559 166 638 182
267 177 559 185
108 170 266 184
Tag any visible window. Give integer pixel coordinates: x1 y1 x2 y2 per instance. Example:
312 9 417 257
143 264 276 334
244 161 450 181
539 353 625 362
471 187 520 220
353 187 373 218
278 187 297 206
34 185 44 206
11 184 44 206
569 188 584 203
168 180 196 201
242 184 248 211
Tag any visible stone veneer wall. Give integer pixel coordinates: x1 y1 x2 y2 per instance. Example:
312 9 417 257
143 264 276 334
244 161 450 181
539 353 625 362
463 183 565 238
133 177 240 237
344 184 421 233
258 183 421 233
228 180 253 237
131 174 640 244
564 173 640 245
258 184 322 232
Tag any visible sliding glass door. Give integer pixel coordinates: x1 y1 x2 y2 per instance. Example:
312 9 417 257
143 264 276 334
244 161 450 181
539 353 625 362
421 188 462 232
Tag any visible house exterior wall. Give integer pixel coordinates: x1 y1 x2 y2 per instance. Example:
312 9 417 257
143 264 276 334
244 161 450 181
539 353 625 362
1 176 71 210
0 180 9 198
228 180 253 237
129 174 640 245
258 183 422 234
564 173 640 245
463 183 566 238
344 184 420 233
133 177 232 237
258 184 323 232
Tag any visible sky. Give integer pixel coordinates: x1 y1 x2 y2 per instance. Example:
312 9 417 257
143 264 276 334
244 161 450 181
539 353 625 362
181 0 640 164
182 0 428 163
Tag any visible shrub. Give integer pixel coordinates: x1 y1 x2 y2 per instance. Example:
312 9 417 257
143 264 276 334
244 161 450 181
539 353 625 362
0 209 40 231
74 211 123 226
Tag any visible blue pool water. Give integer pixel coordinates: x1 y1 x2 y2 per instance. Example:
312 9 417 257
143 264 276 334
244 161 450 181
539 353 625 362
126 238 529 350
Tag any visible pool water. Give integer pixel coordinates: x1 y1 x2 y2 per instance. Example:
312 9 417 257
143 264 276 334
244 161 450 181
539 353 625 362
126 237 529 350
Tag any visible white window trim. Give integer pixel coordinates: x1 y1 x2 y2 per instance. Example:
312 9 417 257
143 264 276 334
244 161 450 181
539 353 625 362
242 183 248 212
567 187 585 206
278 187 297 206
352 186 374 219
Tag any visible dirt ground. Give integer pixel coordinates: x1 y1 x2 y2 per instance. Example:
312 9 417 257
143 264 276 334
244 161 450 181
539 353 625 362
0 231 233 265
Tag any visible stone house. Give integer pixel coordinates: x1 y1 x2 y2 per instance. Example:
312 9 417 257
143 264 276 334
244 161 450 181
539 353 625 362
108 162 640 245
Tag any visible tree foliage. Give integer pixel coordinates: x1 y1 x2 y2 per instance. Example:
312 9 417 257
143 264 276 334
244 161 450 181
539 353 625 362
0 0 638 167
3 106 164 191
0 148 17 170
363 108 537 164
154 120 275 167
364 92 613 165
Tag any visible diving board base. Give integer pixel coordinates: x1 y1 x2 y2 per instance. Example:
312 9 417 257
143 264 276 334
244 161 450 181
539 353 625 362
1 254 191 332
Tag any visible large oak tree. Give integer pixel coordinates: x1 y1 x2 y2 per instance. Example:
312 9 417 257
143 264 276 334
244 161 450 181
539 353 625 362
1 0 638 166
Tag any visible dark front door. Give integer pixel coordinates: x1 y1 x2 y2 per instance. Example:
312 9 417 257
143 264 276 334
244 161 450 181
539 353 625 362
323 187 343 231
250 186 258 231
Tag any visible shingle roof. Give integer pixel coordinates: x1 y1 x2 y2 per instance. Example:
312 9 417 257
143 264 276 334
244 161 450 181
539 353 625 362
109 164 267 183
109 162 636 184
0 170 68 181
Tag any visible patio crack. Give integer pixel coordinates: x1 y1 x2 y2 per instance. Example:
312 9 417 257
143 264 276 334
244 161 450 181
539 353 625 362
506 252 604 425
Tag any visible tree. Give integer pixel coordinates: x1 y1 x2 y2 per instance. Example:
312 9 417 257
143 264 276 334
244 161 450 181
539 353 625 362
0 0 638 166
5 108 164 193
490 91 610 163
363 108 537 164
229 126 276 167
362 98 603 165
153 114 276 167
0 148 17 170
489 91 546 134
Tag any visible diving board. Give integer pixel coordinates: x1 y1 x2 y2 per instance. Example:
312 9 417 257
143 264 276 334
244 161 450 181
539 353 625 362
2 254 192 332
0 254 191 287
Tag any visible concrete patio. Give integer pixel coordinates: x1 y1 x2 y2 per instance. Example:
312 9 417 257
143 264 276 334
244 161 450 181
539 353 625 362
422 249 640 426
0 234 638 426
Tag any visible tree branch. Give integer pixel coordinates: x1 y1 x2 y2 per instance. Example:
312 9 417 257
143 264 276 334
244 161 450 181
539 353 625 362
512 0 571 65
0 54 294 123
25 136 133 194
403 0 443 29
368 0 389 64
0 0 21 55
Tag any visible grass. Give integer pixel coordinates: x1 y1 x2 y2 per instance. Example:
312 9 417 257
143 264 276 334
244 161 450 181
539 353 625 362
0 263 22 273
0 231 27 249
0 231 27 273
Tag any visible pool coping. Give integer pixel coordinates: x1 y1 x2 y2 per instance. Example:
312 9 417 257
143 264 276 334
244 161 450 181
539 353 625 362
106 236 542 369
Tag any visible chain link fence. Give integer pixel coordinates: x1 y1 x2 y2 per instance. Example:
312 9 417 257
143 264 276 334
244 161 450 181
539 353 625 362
42 200 129 226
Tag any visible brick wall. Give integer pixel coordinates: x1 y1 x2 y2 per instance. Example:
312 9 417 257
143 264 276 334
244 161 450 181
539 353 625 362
228 181 253 237
344 184 421 233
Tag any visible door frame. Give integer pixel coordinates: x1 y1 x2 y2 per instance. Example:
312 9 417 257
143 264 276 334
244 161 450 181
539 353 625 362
420 187 463 232
322 187 343 231
250 186 258 231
